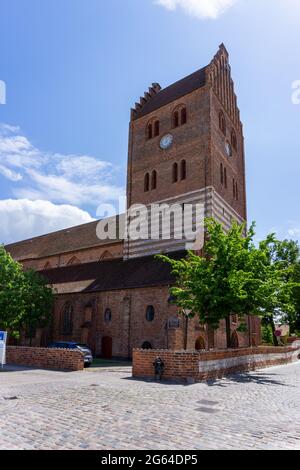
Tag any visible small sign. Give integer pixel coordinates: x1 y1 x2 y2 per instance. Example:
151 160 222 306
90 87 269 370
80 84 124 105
0 331 8 367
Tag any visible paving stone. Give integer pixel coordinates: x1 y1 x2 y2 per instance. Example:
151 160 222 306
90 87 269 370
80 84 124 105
0 363 299 449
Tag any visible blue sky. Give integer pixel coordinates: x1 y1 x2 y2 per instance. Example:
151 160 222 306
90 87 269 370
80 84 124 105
0 0 299 244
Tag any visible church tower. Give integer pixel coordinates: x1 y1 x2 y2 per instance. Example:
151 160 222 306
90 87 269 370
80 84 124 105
125 44 247 259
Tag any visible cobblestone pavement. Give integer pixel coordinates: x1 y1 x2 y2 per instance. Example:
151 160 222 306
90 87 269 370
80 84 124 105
0 362 299 450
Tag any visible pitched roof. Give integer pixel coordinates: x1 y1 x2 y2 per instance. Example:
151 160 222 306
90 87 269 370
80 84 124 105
132 67 207 120
40 251 186 293
5 218 121 261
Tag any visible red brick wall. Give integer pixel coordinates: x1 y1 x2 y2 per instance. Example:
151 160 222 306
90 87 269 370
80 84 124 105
6 346 84 371
133 344 300 382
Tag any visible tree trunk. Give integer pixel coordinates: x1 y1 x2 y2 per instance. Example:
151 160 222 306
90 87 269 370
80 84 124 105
270 317 279 347
225 315 231 348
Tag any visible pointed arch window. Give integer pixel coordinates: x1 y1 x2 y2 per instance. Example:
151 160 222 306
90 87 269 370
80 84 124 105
147 122 153 140
180 159 186 180
173 110 179 128
172 105 187 128
219 111 226 135
181 107 187 125
224 167 227 188
146 118 160 140
151 170 157 190
144 173 150 192
172 163 178 183
61 303 74 336
231 129 237 151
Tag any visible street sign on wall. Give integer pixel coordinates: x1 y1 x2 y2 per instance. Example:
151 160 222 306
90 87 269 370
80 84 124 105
0 331 7 367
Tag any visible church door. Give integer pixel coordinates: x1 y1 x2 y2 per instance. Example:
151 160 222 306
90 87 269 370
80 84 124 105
102 336 113 359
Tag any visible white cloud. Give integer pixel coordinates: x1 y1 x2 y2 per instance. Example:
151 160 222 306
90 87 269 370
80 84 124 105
155 0 237 19
0 164 22 182
0 123 124 207
288 227 300 240
0 199 95 245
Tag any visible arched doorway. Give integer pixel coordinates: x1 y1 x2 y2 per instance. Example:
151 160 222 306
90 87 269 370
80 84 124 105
102 336 113 359
231 331 239 349
195 336 206 351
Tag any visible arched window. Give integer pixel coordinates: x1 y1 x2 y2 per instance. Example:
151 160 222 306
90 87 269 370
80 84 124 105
141 341 152 350
144 173 150 192
231 331 239 349
231 129 237 151
61 303 73 335
173 110 179 128
151 170 157 190
195 336 206 351
146 305 155 322
172 105 187 128
220 163 224 185
181 107 187 125
147 122 153 140
224 167 227 188
219 111 226 135
146 118 160 140
104 308 112 323
172 163 178 183
180 159 186 180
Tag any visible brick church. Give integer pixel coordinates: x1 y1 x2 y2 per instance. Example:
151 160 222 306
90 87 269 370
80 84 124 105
6 45 261 358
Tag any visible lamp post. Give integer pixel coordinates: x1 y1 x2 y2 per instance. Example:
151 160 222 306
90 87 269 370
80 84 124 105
183 309 191 350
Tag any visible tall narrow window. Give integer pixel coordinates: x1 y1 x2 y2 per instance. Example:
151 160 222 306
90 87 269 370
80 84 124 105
224 167 227 188
220 163 224 185
173 110 179 128
181 107 187 125
172 163 178 183
236 182 239 200
172 105 187 128
61 303 73 335
181 159 186 180
146 118 159 140
233 178 236 199
231 129 237 151
151 170 157 190
154 120 160 137
219 111 226 135
144 173 150 192
147 123 152 140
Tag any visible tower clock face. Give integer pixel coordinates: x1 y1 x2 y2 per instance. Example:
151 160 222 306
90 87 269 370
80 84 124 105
160 134 173 150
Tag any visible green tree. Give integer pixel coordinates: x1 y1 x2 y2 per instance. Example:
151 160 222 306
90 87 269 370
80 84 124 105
22 269 54 346
159 219 298 348
258 238 299 345
0 246 54 341
0 245 26 335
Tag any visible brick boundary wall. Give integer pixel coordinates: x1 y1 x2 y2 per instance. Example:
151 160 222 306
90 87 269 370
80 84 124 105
133 342 300 382
6 346 84 372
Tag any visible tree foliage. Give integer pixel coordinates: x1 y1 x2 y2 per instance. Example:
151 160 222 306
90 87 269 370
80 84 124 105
0 246 53 339
159 219 299 347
